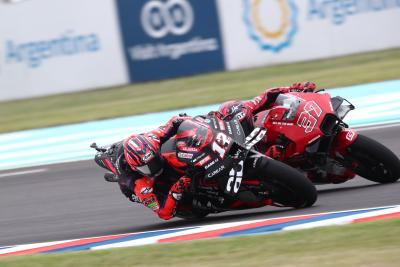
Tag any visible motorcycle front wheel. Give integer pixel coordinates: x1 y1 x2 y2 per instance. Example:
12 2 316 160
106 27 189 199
346 134 400 183
258 158 317 208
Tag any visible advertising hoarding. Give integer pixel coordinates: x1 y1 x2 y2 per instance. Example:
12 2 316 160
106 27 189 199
217 0 400 70
0 0 128 102
116 0 225 82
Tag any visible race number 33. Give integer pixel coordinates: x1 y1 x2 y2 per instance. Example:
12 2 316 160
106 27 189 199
297 101 322 133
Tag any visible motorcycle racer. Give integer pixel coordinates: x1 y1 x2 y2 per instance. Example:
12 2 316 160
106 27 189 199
94 115 192 220
218 82 317 160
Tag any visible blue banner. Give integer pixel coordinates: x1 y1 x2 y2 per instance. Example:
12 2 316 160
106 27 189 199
116 0 225 82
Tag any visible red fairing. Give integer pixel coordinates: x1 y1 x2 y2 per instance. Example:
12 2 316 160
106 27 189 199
255 92 335 155
252 91 359 184
332 129 358 154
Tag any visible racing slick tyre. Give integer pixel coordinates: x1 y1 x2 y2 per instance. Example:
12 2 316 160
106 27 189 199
347 134 400 183
260 158 317 208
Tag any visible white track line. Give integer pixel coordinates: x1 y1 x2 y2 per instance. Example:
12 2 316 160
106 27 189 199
0 168 47 178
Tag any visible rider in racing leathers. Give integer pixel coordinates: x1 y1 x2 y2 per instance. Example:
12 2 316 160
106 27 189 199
218 82 317 160
95 115 192 220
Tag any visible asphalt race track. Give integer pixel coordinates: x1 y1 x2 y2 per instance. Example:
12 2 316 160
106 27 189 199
1 124 399 246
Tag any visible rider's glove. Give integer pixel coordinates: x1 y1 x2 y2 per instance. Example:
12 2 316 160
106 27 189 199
171 115 191 128
290 82 316 92
266 145 285 161
169 177 191 201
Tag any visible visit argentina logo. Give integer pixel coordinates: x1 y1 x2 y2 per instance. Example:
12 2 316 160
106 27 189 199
243 0 298 52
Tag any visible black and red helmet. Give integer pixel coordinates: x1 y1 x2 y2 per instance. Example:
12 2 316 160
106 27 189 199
123 134 164 177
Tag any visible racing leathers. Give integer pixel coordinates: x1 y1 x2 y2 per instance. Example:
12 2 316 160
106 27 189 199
124 115 193 220
95 115 192 220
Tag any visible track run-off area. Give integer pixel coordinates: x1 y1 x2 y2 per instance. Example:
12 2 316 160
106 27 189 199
0 80 399 255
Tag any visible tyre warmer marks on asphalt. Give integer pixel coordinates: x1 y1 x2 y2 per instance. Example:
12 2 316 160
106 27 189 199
1 205 399 257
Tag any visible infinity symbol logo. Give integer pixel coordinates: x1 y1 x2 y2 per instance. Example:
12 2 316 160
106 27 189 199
141 0 194 39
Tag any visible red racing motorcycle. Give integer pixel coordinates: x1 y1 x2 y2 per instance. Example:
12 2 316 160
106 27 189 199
161 113 317 219
253 91 400 184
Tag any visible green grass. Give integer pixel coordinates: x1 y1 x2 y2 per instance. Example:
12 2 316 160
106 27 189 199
1 48 400 133
1 218 399 267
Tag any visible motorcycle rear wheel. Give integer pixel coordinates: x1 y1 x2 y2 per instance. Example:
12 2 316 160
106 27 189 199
260 158 317 208
347 134 400 183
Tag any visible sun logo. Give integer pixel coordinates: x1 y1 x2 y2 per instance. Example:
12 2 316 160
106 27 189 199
243 0 298 52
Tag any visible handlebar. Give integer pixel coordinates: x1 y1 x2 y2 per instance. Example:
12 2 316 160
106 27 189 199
90 142 107 152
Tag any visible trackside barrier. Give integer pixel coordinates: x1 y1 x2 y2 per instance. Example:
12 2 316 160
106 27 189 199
0 0 128 102
1 0 399 101
216 0 400 70
115 0 225 82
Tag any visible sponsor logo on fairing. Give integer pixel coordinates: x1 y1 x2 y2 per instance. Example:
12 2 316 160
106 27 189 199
346 130 356 141
196 155 212 166
226 123 233 135
179 146 199 152
192 152 207 163
243 0 298 52
207 165 225 178
229 104 241 113
204 158 219 170
178 152 194 159
233 119 242 135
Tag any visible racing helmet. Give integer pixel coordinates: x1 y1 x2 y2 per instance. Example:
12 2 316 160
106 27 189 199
123 134 164 177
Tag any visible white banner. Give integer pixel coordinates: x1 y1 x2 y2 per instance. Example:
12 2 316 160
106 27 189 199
0 0 128 101
217 0 400 70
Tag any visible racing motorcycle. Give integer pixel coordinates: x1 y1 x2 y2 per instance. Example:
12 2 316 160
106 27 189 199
161 113 317 219
253 91 400 184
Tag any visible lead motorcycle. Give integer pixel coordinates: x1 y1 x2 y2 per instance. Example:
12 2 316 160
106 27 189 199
160 113 317 219
253 91 400 184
